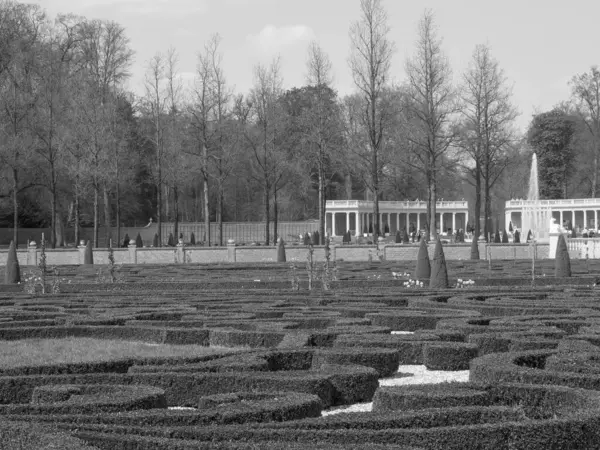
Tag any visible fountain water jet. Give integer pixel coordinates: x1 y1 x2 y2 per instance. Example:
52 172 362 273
521 153 552 242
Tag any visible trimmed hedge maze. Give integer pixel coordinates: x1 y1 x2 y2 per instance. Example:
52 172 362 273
5 262 600 448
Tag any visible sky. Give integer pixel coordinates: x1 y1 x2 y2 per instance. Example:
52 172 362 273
36 0 600 133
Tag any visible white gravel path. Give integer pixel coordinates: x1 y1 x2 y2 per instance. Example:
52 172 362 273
322 330 470 416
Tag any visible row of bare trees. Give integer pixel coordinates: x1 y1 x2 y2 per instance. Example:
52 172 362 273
13 0 591 248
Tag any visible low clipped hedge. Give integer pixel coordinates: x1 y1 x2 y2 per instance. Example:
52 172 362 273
0 325 210 345
60 383 600 449
423 342 478 371
312 347 399 377
373 383 489 412
333 333 441 364
0 420 97 450
209 328 284 347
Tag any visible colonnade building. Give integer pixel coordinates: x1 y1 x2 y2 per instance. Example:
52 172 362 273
505 198 600 232
325 200 470 237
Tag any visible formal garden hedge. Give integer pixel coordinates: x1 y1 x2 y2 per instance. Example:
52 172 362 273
4 260 600 448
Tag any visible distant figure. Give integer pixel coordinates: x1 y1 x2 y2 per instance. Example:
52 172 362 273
144 218 153 228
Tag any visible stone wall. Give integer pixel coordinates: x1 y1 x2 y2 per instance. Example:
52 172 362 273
0 241 557 268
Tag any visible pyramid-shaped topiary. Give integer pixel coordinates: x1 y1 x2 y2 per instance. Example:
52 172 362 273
509 221 513 232
312 230 320 246
277 238 286 262
4 240 20 284
135 233 143 248
514 230 520 243
502 229 509 243
429 238 449 289
571 227 577 238
494 230 501 243
83 240 93 265
414 238 431 280
554 234 571 277
303 232 310 246
527 230 533 242
190 232 196 246
167 233 175 247
395 230 401 243
122 234 130 248
470 235 480 260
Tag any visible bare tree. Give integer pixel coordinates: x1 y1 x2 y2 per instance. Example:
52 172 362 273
189 34 229 246
459 43 518 242
404 10 456 240
245 57 287 245
142 52 169 245
348 0 395 237
570 66 600 197
78 19 134 246
303 41 343 243
32 14 83 248
0 2 45 247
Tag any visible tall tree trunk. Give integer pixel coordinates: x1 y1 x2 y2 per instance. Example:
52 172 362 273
264 178 270 246
473 159 481 257
12 169 18 248
74 184 80 247
93 182 99 248
217 181 223 246
202 144 210 246
372 148 380 238
345 173 352 200
115 179 120 247
273 186 278 245
103 185 111 248
173 184 179 243
318 168 325 245
50 160 57 249
594 143 599 198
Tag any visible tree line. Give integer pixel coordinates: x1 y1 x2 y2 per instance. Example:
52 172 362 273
0 0 597 248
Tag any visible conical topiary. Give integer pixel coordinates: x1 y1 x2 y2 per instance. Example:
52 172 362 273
303 232 310 246
509 221 513 232
153 233 159 247
167 233 175 247
429 238 449 289
514 230 520 243
395 230 401 243
403 227 410 244
277 238 286 262
527 230 533 242
554 234 571 277
502 229 509 243
470 235 480 260
414 238 431 280
4 240 20 284
494 230 501 243
346 230 352 244
83 240 93 265
571 227 577 238
312 230 319 246
190 232 196 246
123 234 130 248
135 233 143 248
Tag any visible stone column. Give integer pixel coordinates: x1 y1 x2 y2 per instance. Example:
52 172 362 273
346 212 350 235
227 239 236 262
505 211 511 232
560 211 564 228
584 210 588 228
128 239 137 264
595 210 598 230
452 213 456 233
27 241 38 266
417 214 421 232
77 240 87 264
332 212 336 237
355 212 360 237
572 210 576 228
406 213 410 232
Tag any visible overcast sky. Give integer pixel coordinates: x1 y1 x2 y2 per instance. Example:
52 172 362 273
36 0 600 132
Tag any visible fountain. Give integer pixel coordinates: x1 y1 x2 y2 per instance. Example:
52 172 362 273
520 153 552 242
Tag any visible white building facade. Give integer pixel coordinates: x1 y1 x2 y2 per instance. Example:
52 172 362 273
325 200 469 237
505 198 600 232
